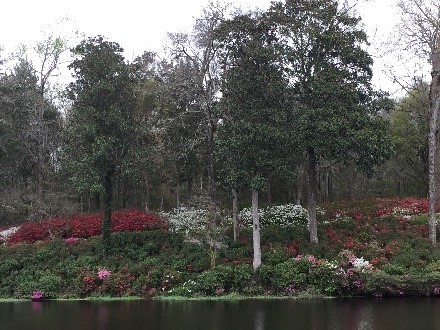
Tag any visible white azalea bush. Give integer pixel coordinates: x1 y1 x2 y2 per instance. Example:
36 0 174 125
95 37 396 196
160 206 208 235
239 203 308 229
160 206 227 245
0 226 19 244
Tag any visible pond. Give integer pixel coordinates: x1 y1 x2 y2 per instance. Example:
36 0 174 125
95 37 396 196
1 298 440 329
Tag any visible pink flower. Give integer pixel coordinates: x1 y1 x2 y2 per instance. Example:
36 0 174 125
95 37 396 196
97 269 111 280
31 290 44 300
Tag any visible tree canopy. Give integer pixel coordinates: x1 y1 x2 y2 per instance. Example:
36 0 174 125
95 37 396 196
64 36 137 251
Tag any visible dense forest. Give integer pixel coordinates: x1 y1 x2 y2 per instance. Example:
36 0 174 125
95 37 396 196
0 0 438 242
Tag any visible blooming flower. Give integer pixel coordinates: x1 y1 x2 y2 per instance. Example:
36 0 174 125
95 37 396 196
97 269 111 280
31 290 44 300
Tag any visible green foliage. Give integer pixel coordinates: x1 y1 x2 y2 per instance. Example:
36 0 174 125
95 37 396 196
195 269 227 295
309 263 337 296
381 263 406 275
215 12 296 191
260 259 311 291
192 264 252 296
261 243 290 265
387 82 429 196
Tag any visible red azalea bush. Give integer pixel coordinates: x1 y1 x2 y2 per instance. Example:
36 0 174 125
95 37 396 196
112 209 168 232
322 197 435 220
7 209 168 244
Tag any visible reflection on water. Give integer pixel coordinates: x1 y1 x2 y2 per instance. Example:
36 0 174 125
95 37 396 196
1 298 440 330
254 307 265 330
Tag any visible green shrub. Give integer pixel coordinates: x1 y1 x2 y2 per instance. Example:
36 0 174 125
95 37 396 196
260 259 310 291
262 244 290 265
195 264 234 295
309 263 337 295
179 243 210 272
381 263 405 275
231 264 253 292
261 224 307 245
37 272 63 298
425 260 440 273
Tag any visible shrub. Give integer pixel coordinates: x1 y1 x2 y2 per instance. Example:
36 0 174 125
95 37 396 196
260 258 311 291
7 209 168 244
161 207 208 234
381 263 406 275
239 204 308 228
309 262 337 295
194 265 234 295
231 264 253 292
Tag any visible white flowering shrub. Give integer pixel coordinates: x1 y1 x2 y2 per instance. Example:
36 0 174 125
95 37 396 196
353 257 372 272
160 206 208 234
239 204 308 228
0 226 19 244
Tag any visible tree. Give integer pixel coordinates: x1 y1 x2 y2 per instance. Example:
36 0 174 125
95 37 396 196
33 35 67 205
397 0 440 245
163 0 228 222
269 0 392 243
216 12 294 273
0 57 62 222
64 36 136 252
388 82 429 196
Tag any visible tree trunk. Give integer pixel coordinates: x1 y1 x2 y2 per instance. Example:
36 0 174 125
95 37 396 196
232 188 239 241
102 170 113 255
308 148 318 244
428 56 440 246
252 190 262 273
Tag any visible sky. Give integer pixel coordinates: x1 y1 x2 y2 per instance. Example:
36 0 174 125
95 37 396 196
0 0 422 97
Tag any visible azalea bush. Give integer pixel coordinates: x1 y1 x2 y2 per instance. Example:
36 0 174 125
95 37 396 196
322 197 437 220
161 206 208 234
239 204 308 228
7 209 168 244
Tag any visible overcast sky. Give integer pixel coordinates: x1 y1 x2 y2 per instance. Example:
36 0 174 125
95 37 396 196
1 0 420 97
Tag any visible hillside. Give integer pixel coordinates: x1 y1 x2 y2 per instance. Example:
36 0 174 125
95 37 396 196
1 198 440 300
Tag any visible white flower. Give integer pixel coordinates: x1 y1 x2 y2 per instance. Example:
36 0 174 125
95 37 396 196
353 257 372 271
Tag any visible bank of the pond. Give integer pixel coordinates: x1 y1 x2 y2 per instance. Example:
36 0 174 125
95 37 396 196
1 198 440 300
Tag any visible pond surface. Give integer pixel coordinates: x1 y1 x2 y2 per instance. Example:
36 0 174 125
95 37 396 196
1 298 440 330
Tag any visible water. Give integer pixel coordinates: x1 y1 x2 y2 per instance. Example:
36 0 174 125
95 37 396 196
1 298 440 330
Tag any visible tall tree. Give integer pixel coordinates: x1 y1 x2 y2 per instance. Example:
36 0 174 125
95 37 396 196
0 57 62 221
269 0 392 243
388 82 429 196
64 36 136 252
216 12 294 273
33 35 66 205
397 0 440 245
164 0 228 219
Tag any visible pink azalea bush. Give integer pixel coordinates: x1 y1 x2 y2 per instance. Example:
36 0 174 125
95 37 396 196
97 269 111 280
31 290 44 300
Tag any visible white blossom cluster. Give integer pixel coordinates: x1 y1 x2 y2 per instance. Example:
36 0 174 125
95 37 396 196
160 207 208 234
0 226 18 243
239 203 308 228
353 257 372 271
